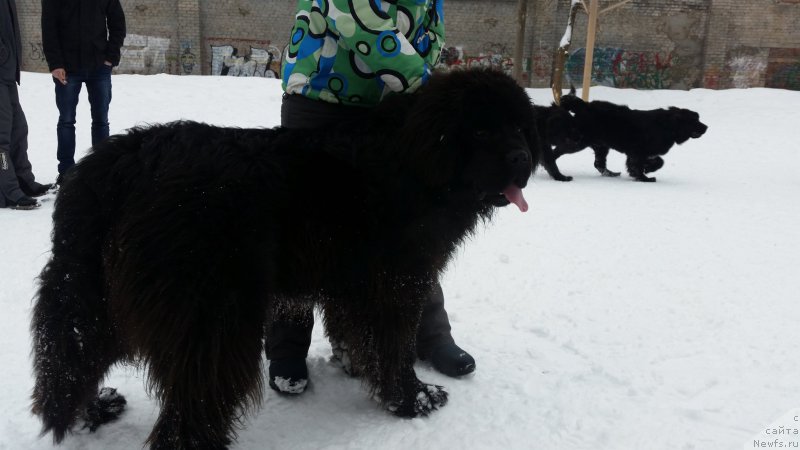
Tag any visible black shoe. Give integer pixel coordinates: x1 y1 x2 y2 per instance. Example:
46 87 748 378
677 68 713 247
427 343 476 377
5 195 40 210
19 180 54 197
268 358 309 394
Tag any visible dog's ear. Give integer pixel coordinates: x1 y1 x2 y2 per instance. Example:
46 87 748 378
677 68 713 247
558 94 585 113
398 81 465 187
667 107 696 144
526 118 541 172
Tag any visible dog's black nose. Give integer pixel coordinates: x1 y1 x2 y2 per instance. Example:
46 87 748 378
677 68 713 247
506 150 530 169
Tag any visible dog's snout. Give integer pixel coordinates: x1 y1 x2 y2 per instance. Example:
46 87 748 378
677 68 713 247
692 123 708 138
506 150 530 168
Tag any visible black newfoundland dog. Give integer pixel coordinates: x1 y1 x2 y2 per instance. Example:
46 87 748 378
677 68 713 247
545 91 707 182
30 69 538 449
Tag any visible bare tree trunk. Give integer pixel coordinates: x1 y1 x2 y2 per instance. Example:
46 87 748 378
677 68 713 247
513 0 528 86
551 0 585 104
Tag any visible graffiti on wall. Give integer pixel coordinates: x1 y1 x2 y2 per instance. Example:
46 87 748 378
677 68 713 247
702 67 721 90
179 41 197 75
725 47 768 89
435 44 515 76
209 39 281 77
532 51 552 79
728 56 767 89
119 34 171 75
29 43 45 62
765 48 800 91
565 47 674 89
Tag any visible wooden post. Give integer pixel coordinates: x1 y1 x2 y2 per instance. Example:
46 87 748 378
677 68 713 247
513 0 528 85
581 0 599 101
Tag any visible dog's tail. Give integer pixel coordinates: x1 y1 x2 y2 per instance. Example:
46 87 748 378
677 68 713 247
30 169 123 443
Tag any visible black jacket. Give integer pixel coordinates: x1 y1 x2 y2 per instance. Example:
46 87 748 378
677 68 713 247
41 0 126 72
0 0 22 84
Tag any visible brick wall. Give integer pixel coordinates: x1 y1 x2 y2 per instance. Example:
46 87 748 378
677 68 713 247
15 0 800 90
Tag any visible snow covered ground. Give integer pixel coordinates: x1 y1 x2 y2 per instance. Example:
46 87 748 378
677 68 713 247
1 72 798 450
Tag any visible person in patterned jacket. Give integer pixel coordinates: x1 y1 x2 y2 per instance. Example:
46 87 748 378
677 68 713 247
267 0 477 394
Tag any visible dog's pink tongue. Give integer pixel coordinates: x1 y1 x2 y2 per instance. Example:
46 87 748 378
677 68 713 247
503 185 528 212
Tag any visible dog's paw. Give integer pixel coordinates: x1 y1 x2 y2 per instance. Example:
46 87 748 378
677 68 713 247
634 176 656 182
387 383 448 418
80 387 127 432
330 340 360 377
601 169 621 177
555 175 573 182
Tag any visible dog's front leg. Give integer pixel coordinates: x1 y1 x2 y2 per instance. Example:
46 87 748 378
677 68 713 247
541 144 573 181
626 156 656 182
378 284 449 418
643 156 665 174
321 281 448 417
592 146 621 177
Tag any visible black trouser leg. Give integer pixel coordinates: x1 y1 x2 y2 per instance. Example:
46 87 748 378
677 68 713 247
265 306 314 360
416 282 455 359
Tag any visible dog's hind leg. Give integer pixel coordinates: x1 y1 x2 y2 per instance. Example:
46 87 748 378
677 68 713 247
143 288 266 450
31 178 124 443
592 146 621 177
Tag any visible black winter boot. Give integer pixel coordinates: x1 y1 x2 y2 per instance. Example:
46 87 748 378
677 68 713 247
268 358 309 394
5 195 39 210
427 343 476 377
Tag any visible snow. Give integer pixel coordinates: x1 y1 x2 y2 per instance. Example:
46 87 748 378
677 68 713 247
271 377 309 395
2 72 799 449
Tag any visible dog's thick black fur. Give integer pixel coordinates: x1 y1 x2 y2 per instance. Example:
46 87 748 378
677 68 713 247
546 91 707 182
30 69 538 449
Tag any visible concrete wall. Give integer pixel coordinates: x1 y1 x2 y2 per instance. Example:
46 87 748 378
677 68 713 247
15 0 800 90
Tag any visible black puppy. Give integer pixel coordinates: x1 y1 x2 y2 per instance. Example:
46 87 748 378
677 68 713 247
534 103 583 182
552 91 708 182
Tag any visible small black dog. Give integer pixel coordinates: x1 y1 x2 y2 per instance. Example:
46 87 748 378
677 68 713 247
547 90 708 182
533 103 583 182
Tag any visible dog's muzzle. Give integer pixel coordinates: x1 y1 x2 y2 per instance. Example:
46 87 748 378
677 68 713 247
506 150 531 172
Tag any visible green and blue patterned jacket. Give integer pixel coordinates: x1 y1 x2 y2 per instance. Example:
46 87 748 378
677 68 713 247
282 0 445 107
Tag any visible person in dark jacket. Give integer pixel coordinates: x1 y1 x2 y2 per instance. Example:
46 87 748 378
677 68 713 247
267 0 476 396
41 0 125 180
0 0 51 210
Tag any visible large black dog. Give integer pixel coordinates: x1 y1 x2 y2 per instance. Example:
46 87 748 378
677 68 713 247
30 69 538 449
545 92 707 182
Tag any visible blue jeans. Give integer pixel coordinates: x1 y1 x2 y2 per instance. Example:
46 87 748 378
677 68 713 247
54 65 113 174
